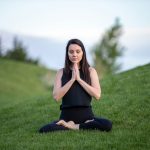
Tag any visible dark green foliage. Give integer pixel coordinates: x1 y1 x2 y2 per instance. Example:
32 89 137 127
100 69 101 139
5 37 27 61
1 36 39 65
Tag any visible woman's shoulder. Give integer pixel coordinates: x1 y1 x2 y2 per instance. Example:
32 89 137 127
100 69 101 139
88 67 99 79
88 66 97 73
57 68 64 72
56 68 64 76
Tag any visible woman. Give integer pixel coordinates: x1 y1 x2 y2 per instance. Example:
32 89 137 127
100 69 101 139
39 39 112 133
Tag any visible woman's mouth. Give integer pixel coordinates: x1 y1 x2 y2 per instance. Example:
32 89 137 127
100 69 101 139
72 58 77 61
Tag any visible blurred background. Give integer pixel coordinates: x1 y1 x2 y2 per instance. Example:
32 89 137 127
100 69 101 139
0 1 150 149
0 0 150 77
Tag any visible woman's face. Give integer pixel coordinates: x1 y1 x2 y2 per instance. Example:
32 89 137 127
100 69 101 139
68 44 83 64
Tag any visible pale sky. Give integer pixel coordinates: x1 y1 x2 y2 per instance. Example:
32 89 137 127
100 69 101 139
0 0 150 71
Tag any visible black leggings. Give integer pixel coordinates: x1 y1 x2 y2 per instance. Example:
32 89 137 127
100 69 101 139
39 107 112 133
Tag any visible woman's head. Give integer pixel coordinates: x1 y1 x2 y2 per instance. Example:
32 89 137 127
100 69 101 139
64 39 91 84
67 44 83 65
65 39 89 68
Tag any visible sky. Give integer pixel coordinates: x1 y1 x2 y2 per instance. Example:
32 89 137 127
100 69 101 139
0 0 150 71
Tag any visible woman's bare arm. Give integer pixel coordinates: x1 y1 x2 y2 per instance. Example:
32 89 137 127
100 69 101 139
77 67 101 100
53 69 75 101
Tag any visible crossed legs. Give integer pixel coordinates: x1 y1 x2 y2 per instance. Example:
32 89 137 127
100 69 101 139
39 117 112 133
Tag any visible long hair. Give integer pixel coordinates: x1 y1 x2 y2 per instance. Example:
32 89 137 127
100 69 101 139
64 39 91 84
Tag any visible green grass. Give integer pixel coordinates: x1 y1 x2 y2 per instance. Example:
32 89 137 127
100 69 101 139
0 58 150 150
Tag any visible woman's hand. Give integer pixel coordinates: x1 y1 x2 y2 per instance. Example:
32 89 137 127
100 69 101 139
73 63 80 81
71 68 76 82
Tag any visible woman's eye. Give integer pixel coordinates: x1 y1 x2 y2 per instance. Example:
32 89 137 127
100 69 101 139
69 50 73 54
76 50 80 53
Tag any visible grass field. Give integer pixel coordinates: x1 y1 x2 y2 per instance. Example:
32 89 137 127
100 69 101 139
0 58 150 150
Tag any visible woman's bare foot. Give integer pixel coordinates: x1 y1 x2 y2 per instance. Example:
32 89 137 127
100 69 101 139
56 120 79 130
85 119 94 123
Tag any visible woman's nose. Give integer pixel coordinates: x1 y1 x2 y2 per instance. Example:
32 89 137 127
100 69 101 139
73 53 77 56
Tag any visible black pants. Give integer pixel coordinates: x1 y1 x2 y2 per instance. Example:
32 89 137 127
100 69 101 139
39 107 112 133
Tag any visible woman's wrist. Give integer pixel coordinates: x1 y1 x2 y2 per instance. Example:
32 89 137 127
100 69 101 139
71 78 75 83
77 77 82 82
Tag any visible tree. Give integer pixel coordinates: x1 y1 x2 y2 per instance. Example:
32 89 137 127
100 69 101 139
92 18 125 78
5 37 27 61
1 36 39 65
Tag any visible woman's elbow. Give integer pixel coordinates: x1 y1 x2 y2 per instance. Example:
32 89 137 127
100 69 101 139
53 96 59 102
54 96 60 102
53 92 60 102
95 93 101 100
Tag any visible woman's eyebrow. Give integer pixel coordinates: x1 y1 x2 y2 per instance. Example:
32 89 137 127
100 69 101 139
69 49 81 51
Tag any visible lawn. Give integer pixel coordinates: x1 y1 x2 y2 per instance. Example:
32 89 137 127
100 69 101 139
0 58 150 150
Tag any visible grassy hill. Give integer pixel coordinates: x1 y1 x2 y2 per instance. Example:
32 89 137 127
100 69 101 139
0 58 149 150
0 58 56 108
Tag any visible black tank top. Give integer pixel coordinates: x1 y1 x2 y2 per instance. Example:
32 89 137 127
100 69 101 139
60 68 92 109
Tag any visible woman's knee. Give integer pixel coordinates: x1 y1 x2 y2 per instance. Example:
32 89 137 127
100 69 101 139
94 117 112 132
39 125 49 133
39 127 45 133
38 123 55 133
105 120 112 132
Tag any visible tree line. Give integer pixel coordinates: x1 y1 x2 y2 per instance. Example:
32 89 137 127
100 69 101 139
0 36 39 65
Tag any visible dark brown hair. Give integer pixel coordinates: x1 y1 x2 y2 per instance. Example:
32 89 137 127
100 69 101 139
64 39 91 84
